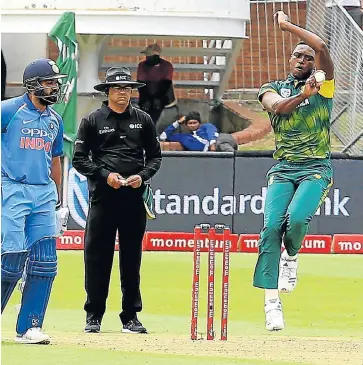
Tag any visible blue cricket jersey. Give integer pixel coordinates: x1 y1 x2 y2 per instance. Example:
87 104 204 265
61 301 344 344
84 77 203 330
1 94 64 185
159 121 219 151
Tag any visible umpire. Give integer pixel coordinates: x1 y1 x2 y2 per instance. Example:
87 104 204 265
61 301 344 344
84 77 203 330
72 67 162 334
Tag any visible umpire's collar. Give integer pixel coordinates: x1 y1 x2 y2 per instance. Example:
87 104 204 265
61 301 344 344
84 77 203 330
100 101 135 119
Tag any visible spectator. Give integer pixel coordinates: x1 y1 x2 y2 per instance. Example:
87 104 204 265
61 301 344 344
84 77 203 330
1 50 7 101
159 111 237 152
137 43 178 134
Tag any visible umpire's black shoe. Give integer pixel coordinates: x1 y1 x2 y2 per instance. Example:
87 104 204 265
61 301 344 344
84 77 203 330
85 319 101 333
122 317 147 334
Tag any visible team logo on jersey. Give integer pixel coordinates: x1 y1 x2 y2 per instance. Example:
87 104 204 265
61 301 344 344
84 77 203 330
280 88 291 98
314 174 322 179
49 122 55 130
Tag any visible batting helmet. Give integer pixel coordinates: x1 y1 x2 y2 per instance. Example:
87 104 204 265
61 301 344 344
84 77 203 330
23 58 68 105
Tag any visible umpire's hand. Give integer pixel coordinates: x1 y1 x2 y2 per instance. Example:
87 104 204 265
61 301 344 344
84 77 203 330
107 172 126 189
125 175 142 188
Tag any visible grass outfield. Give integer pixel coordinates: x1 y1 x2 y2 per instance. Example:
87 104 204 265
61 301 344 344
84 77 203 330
2 252 363 365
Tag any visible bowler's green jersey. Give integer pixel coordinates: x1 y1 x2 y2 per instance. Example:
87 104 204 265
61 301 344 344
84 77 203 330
258 75 335 161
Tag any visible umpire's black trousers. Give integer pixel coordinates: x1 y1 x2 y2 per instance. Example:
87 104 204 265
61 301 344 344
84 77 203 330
84 184 146 325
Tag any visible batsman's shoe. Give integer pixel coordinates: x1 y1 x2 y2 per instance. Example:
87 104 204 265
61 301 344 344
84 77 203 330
15 327 50 344
84 319 101 333
265 299 285 331
122 317 147 334
278 252 298 293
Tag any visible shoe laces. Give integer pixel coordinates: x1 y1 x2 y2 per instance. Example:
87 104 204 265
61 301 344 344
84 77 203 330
128 318 141 326
27 327 48 337
280 262 293 279
265 299 282 313
88 319 100 325
267 307 283 324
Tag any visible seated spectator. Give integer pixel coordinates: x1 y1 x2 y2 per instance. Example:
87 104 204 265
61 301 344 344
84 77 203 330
159 111 237 152
137 43 178 133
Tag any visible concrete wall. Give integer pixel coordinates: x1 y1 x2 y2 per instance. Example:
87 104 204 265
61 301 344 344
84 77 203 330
76 96 234 132
1 33 47 86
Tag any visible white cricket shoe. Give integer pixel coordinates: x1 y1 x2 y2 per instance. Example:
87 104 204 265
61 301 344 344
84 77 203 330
15 327 50 344
278 252 298 293
265 299 285 331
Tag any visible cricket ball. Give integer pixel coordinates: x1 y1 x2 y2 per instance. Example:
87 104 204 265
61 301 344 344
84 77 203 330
314 71 326 83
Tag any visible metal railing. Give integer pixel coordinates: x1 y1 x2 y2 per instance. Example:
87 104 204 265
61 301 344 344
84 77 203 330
306 0 363 155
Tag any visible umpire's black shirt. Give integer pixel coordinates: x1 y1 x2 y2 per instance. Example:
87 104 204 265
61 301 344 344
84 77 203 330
72 101 162 191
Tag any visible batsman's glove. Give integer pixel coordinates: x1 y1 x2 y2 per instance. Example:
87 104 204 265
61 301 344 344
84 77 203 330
56 202 70 237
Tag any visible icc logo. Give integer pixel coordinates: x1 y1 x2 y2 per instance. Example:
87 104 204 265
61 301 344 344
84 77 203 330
130 123 142 129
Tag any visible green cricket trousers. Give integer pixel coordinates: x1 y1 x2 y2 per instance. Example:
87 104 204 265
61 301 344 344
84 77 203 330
253 159 333 289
